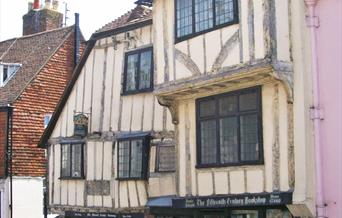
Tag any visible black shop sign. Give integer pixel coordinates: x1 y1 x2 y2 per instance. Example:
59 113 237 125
172 192 293 209
64 212 144 218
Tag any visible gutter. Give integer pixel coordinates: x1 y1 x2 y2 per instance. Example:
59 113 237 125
3 106 13 218
304 0 327 217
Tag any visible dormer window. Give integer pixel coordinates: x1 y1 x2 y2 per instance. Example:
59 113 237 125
175 0 239 42
0 63 21 87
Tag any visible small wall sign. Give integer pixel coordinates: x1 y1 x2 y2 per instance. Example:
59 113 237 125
172 192 293 209
73 113 88 137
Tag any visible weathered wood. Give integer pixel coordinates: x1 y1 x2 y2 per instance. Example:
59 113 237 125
211 30 239 72
175 49 201 76
86 181 110 195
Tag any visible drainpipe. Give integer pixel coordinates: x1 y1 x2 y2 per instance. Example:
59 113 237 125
304 0 327 217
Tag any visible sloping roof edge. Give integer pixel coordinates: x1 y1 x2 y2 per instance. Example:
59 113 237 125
12 26 75 104
39 19 153 148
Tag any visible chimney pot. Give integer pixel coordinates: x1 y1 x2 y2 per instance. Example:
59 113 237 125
28 2 33 12
45 0 51 9
33 0 40 9
52 0 59 10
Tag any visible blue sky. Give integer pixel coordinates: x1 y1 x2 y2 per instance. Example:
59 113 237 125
0 0 137 41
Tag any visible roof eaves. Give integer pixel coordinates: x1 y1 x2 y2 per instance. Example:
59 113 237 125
92 18 152 41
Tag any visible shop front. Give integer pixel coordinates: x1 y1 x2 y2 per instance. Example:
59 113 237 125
148 192 293 218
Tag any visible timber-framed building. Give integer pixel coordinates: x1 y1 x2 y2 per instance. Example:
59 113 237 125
40 0 316 217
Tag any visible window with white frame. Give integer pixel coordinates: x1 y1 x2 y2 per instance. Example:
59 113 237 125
0 63 21 87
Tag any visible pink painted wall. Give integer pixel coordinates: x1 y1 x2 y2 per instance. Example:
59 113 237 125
316 0 342 217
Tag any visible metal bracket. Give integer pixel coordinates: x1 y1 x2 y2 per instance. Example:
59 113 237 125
306 15 320 28
310 106 324 120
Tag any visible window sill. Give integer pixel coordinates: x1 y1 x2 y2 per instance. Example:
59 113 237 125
59 177 85 180
195 161 264 169
116 177 148 181
121 88 153 96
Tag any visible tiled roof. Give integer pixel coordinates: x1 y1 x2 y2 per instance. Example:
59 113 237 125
96 5 152 33
0 26 74 106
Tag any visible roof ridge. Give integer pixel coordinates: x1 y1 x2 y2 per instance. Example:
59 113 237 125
18 25 74 39
0 38 17 61
96 5 152 33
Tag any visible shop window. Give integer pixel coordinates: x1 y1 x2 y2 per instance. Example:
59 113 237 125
156 145 176 172
175 0 238 41
0 63 21 87
123 47 153 95
117 136 150 180
231 210 259 218
61 143 84 179
196 87 263 167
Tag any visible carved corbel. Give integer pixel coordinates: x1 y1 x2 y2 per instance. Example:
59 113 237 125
157 96 179 125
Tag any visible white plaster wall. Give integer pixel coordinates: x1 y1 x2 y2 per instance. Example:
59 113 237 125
12 177 44 218
0 179 10 218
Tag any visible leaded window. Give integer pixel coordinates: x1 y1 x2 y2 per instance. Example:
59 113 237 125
117 136 150 180
196 87 263 167
123 47 153 94
61 143 84 179
175 0 238 40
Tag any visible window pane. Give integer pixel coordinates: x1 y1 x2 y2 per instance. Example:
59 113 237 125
199 99 216 117
3 66 8 81
126 54 139 92
220 117 238 163
231 210 259 218
195 0 214 32
240 114 259 161
200 120 217 164
215 0 235 25
130 140 143 178
61 144 71 177
176 0 193 37
139 50 152 89
118 141 130 178
219 95 237 115
71 144 82 177
239 92 257 111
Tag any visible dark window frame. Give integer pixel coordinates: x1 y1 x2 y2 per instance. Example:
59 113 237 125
175 0 239 43
122 47 154 95
196 87 263 168
60 143 85 180
116 135 150 180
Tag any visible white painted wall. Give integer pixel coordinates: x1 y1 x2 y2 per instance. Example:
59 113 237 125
12 177 44 218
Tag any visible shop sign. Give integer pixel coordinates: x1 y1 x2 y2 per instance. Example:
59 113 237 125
73 113 88 137
65 212 144 218
172 192 292 209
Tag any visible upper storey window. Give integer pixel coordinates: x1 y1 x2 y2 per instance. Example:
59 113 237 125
176 0 238 41
196 87 263 168
0 63 21 87
123 47 153 95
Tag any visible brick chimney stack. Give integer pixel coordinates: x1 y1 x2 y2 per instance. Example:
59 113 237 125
22 0 63 36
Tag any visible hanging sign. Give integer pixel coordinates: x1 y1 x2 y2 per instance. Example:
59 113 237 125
73 113 88 137
172 192 293 209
